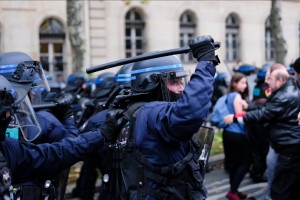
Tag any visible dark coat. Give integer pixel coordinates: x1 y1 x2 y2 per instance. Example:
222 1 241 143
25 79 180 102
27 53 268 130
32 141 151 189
244 80 300 154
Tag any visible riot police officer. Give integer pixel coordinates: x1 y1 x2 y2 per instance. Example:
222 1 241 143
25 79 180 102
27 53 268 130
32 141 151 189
0 52 78 143
104 35 220 199
0 51 79 199
246 67 270 183
64 71 88 94
72 64 133 200
0 75 15 199
77 72 116 127
0 74 122 200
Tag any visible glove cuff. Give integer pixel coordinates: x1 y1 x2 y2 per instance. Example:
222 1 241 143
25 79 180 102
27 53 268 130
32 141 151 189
197 52 220 66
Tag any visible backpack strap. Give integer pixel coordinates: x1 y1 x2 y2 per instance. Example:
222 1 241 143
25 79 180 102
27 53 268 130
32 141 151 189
226 92 238 114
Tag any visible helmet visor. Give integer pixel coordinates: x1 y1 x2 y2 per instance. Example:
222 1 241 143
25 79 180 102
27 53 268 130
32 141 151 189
30 85 46 105
9 96 41 141
160 70 190 102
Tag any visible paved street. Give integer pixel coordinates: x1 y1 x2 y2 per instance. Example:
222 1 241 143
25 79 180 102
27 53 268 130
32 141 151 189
204 165 267 200
65 155 268 200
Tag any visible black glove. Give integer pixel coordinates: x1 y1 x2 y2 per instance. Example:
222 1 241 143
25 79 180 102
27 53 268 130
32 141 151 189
189 35 220 65
56 93 74 106
52 94 74 122
100 109 127 142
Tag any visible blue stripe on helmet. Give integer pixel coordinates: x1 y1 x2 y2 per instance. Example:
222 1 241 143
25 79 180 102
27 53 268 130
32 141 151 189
116 78 132 82
0 64 18 74
117 74 131 78
96 78 104 84
131 64 182 75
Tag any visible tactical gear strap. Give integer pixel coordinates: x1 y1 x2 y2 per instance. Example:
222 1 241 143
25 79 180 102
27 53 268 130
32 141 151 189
135 150 193 176
123 102 146 120
126 102 146 150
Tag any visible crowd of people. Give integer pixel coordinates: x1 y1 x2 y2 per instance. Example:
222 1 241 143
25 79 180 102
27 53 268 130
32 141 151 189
0 34 299 200
212 57 300 200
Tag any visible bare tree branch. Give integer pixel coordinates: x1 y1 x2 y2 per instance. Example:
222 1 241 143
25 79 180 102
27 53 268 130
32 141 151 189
270 0 287 64
67 0 85 72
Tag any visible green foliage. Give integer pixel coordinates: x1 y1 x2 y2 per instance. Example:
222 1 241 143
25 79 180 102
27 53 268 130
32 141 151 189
210 129 224 156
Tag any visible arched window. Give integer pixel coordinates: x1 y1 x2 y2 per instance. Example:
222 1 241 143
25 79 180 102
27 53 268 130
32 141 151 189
265 17 275 61
39 18 66 80
125 9 145 58
225 14 240 62
179 11 196 63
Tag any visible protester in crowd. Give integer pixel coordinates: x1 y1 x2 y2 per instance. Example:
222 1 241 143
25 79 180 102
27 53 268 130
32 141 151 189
246 66 270 183
224 68 300 200
221 72 252 200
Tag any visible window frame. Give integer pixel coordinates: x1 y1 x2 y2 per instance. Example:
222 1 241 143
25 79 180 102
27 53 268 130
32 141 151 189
179 11 196 63
225 14 240 62
39 18 66 80
125 9 145 58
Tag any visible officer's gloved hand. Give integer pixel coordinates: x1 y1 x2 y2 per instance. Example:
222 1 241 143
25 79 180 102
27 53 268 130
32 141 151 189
56 93 74 106
189 35 220 65
100 109 127 142
52 93 74 122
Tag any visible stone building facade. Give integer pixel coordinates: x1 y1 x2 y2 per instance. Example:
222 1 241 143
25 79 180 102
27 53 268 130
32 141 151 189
0 0 299 79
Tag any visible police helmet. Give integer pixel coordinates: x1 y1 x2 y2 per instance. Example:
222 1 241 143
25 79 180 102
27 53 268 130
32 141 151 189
115 63 133 88
0 52 50 104
234 64 256 76
65 72 87 92
130 55 188 102
256 63 271 82
0 52 43 142
91 72 116 99
131 55 187 93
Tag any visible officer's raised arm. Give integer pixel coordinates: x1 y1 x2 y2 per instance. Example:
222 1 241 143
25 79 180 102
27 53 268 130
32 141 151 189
144 35 220 142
